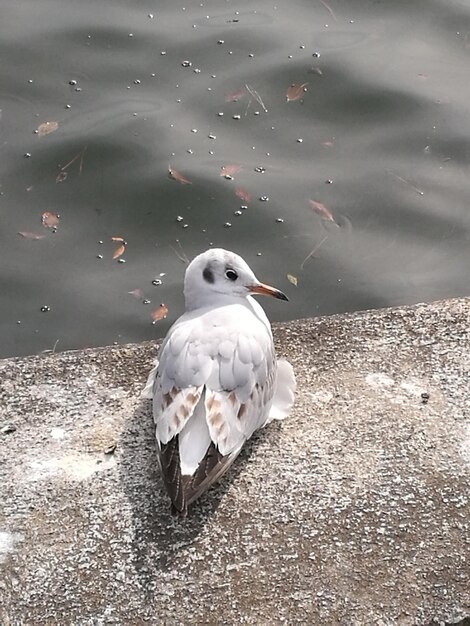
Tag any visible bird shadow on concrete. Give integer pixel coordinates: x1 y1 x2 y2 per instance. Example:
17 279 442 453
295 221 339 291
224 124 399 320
118 396 278 599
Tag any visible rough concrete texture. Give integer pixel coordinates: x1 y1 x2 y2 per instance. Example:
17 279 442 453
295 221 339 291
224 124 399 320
1 298 470 625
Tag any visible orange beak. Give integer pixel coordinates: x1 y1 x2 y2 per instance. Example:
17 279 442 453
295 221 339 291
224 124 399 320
249 282 288 301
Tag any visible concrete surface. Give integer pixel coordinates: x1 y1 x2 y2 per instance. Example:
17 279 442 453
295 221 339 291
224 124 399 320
1 298 470 626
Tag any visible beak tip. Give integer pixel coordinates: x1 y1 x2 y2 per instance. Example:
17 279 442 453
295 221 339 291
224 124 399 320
250 283 289 302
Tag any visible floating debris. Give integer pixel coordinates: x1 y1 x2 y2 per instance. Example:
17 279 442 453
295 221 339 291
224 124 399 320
112 236 126 260
168 166 192 185
18 231 45 240
235 187 251 203
224 88 245 102
41 211 60 229
245 84 268 113
286 83 308 102
308 199 337 224
36 121 59 137
56 171 67 183
151 304 168 323
128 289 144 299
220 164 241 178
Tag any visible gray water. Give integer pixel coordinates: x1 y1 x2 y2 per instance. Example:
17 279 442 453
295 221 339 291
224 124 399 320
1 0 470 358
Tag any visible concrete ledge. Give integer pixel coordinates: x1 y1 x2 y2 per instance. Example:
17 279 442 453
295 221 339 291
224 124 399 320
1 298 470 625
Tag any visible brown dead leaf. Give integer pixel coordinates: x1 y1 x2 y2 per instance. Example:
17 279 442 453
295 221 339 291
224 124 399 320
308 200 336 223
113 244 126 259
41 211 60 228
235 187 252 203
286 83 308 102
168 167 192 185
224 88 246 102
36 121 59 137
56 171 68 183
128 288 144 299
18 231 46 240
151 303 168 323
220 164 241 178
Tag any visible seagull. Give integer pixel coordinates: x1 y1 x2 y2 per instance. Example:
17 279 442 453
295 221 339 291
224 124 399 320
142 248 296 516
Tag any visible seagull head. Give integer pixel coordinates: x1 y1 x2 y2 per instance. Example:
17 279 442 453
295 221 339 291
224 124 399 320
183 248 288 310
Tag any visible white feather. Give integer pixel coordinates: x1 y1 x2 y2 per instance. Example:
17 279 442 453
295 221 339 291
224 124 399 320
178 395 211 475
141 359 159 399
268 359 296 422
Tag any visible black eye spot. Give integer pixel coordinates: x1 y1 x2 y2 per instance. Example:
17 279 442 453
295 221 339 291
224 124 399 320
203 266 215 284
225 268 238 281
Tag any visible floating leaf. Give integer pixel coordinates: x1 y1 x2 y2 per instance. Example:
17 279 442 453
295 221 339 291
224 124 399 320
56 171 68 184
41 211 60 228
36 121 59 137
128 288 144 299
235 187 252 203
308 200 336 223
113 244 126 259
18 231 46 240
286 83 308 102
220 164 241 178
287 274 298 287
151 303 168 323
224 88 246 102
168 167 192 185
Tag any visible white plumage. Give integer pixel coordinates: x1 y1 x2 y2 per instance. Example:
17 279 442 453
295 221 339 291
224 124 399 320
142 248 296 515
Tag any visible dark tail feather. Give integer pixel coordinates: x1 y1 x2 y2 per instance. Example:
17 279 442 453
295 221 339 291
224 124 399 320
170 502 188 517
160 438 242 516
160 437 187 515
